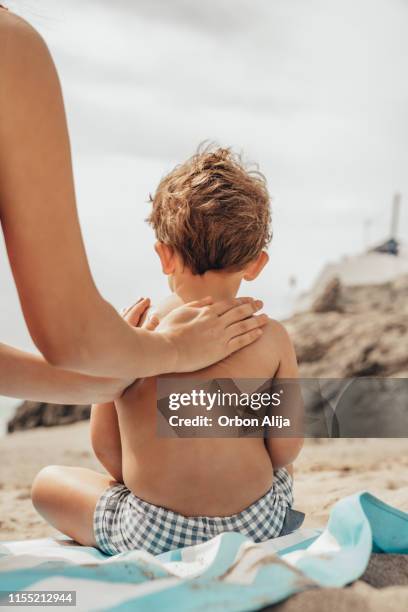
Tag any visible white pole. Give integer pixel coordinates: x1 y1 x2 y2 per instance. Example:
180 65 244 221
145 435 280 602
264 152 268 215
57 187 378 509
390 192 401 239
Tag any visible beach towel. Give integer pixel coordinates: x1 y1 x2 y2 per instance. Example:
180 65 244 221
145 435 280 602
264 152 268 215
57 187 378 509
0 491 407 611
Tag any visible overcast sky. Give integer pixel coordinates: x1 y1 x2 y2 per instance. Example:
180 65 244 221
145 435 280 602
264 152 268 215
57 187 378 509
1 0 407 355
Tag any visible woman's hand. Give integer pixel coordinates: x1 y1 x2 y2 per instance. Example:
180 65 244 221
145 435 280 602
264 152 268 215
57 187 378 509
155 296 267 373
121 295 266 374
121 298 159 331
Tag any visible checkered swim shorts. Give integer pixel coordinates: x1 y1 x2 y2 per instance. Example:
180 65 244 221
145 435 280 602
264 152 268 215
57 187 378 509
93 468 293 556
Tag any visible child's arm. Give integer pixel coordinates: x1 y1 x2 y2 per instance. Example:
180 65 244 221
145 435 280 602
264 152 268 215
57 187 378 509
90 402 123 482
265 321 304 469
88 300 159 483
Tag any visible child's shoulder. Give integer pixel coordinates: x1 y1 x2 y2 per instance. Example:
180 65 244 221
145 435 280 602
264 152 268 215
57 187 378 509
260 317 298 377
230 316 297 378
262 317 294 348
253 317 295 360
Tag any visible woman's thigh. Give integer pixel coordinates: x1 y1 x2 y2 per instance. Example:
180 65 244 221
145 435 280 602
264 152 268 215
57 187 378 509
31 465 116 546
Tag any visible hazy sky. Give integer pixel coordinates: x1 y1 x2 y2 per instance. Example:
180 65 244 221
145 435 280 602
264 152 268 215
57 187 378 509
1 0 407 353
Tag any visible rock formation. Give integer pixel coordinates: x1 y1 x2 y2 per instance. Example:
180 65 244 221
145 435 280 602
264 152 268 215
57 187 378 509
7 402 91 433
286 275 408 378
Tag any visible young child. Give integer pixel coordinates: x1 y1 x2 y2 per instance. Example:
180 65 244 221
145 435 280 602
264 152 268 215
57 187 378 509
32 147 303 555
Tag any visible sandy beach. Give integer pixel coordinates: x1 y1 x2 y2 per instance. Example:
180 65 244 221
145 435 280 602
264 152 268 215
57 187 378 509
0 422 408 610
1 422 408 538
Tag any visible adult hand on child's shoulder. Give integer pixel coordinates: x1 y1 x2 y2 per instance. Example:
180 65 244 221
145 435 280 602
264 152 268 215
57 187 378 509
154 296 268 373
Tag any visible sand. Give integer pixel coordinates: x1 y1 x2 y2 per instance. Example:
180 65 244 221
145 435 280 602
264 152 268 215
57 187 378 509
4 422 408 537
0 423 407 609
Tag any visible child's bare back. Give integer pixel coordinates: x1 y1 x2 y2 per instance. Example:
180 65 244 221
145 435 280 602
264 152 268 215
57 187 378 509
115 297 300 517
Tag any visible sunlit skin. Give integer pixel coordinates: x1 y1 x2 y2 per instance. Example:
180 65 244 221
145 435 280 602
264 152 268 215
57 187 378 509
0 9 266 403
32 246 303 547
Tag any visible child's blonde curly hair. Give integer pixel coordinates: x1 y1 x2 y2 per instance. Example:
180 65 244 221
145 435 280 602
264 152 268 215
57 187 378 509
147 145 272 275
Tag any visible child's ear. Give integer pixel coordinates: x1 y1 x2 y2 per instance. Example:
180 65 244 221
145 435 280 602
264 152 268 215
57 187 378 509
243 251 269 281
154 242 176 275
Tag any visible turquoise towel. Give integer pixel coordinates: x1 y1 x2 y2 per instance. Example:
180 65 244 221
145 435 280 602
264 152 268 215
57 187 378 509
0 492 407 611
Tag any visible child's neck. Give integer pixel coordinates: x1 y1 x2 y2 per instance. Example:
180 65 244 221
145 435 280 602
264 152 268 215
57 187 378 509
172 270 242 303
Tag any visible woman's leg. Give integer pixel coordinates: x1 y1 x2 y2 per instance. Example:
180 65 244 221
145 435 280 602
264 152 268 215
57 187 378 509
31 465 116 546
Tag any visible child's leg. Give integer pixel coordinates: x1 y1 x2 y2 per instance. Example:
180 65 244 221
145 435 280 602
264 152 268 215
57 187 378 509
31 465 116 547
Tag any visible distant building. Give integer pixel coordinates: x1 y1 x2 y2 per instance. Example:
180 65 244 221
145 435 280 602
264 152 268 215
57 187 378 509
295 193 407 312
371 237 399 256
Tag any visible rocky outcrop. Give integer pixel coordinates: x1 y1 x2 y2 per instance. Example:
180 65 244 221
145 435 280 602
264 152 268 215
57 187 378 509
286 275 408 378
311 277 342 313
7 402 91 433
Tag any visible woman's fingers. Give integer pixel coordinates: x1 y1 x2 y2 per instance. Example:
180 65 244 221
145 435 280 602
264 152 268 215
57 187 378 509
211 296 262 317
227 313 268 339
221 305 267 356
218 300 264 327
121 298 144 318
185 296 213 308
227 328 264 354
156 296 267 372
183 297 262 318
143 314 160 332
122 298 151 327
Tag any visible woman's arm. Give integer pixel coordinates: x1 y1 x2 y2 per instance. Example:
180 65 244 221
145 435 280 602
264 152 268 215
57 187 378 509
0 12 265 382
0 343 122 404
0 300 154 404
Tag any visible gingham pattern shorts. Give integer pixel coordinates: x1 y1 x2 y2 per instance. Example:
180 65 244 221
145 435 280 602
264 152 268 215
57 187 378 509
93 468 293 556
